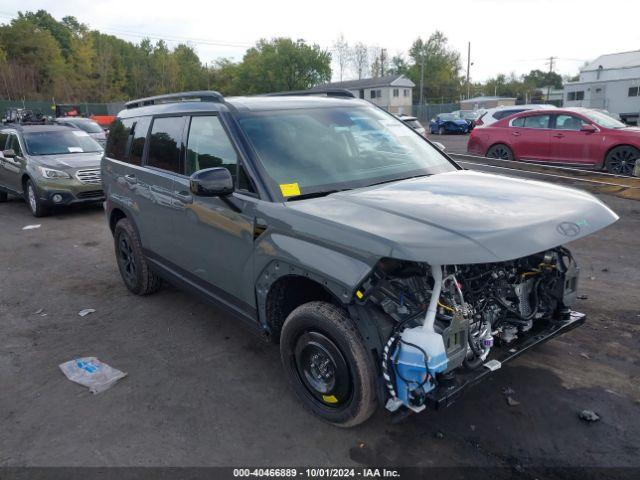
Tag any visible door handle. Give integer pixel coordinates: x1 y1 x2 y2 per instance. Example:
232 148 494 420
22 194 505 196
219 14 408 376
553 133 565 138
511 131 520 137
174 191 193 204
124 174 137 184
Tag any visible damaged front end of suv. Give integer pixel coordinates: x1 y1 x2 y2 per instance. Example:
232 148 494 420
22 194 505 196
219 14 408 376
355 247 581 413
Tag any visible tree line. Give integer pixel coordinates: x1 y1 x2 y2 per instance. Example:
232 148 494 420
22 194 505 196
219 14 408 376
0 10 571 104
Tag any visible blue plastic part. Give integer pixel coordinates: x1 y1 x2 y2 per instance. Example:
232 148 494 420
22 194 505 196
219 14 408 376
393 342 448 407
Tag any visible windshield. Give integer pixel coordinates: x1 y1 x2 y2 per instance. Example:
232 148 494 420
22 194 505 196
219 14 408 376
581 110 626 129
238 106 456 197
460 111 479 120
63 119 104 134
438 113 457 121
24 130 103 155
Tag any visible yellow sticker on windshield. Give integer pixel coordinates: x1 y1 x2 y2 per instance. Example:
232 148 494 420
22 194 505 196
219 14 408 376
280 183 301 197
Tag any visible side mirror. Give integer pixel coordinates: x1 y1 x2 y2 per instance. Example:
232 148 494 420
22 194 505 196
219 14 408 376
581 124 597 133
432 141 446 151
2 149 15 158
189 167 234 197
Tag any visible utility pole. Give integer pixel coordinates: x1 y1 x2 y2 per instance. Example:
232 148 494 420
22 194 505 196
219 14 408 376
466 42 471 99
545 56 556 102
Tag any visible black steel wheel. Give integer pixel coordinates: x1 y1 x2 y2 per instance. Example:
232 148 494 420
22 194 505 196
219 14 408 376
487 144 514 160
113 218 162 295
280 302 377 427
604 146 639 176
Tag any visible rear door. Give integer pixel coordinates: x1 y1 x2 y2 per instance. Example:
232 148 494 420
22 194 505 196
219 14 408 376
511 114 552 161
549 114 600 165
172 114 257 312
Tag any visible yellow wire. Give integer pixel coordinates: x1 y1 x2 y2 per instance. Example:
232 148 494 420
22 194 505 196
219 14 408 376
438 301 455 313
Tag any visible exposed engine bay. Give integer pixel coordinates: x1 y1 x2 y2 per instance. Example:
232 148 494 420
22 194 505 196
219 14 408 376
357 247 580 412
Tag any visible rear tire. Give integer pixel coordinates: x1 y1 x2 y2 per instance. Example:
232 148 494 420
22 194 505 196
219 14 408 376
486 144 514 160
24 179 49 217
114 218 162 295
280 301 377 427
604 146 639 176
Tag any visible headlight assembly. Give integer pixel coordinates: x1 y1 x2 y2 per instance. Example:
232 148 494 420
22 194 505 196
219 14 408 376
38 166 71 179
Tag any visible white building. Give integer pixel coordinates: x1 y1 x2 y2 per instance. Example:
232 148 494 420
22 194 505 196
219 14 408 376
564 50 640 124
316 75 415 114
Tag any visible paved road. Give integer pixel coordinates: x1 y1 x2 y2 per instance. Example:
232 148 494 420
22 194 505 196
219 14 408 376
1 178 639 474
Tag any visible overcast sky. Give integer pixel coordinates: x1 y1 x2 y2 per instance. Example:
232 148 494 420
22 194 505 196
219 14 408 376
1 0 639 82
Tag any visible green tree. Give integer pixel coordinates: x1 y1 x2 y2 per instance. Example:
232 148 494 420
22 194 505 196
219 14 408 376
523 69 563 89
407 32 461 103
237 38 331 93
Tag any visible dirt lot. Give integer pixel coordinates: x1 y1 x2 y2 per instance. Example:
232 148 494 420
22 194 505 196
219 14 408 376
1 181 639 475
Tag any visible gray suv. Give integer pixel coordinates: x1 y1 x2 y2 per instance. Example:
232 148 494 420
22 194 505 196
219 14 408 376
103 91 617 426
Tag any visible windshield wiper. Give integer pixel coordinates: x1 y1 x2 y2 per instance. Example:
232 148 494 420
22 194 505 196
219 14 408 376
286 190 341 202
364 174 430 188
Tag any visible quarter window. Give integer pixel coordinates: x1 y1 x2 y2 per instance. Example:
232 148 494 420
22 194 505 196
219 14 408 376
185 116 238 177
129 116 152 166
147 116 184 174
523 115 550 129
106 118 134 161
555 115 585 131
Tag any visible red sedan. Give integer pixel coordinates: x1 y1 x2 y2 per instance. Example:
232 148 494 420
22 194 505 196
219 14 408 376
467 107 640 175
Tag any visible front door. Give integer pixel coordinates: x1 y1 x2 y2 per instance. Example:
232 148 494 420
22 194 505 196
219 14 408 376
1 133 27 192
548 114 600 165
512 113 552 161
171 114 256 313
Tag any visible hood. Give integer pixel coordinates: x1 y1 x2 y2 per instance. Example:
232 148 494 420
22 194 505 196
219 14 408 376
285 170 619 265
32 152 103 170
444 119 468 126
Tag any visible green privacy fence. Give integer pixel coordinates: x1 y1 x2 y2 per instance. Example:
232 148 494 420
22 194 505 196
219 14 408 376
0 100 125 116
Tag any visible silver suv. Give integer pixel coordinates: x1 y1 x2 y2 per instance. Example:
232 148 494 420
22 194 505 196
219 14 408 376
103 91 617 426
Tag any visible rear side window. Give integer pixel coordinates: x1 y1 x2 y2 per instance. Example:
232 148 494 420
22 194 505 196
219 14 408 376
147 116 184 174
129 116 152 166
523 115 550 129
185 116 237 176
106 118 134 161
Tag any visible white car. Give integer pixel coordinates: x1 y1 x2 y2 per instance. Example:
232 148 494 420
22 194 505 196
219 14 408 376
474 104 557 127
396 114 426 137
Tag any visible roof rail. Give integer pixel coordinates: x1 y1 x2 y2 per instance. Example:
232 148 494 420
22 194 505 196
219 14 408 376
264 88 356 99
125 90 224 109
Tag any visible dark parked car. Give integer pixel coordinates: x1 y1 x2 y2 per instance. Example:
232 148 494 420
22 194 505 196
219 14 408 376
429 113 469 135
103 91 616 426
468 107 640 175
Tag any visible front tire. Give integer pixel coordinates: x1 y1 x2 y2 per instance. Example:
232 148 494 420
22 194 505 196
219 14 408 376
604 146 639 176
114 218 162 295
486 144 514 160
438 126 445 135
280 302 377 427
24 179 49 217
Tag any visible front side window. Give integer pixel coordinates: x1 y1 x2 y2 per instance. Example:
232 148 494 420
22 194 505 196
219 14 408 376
237 106 456 197
7 134 22 156
523 115 550 129
511 117 524 127
555 115 585 131
23 130 103 155
147 117 184 173
0 132 8 150
185 116 238 177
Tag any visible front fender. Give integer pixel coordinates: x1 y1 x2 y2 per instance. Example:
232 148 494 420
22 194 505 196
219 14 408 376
254 232 373 325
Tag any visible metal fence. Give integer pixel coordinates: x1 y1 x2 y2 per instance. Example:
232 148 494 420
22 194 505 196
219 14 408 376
412 102 459 122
